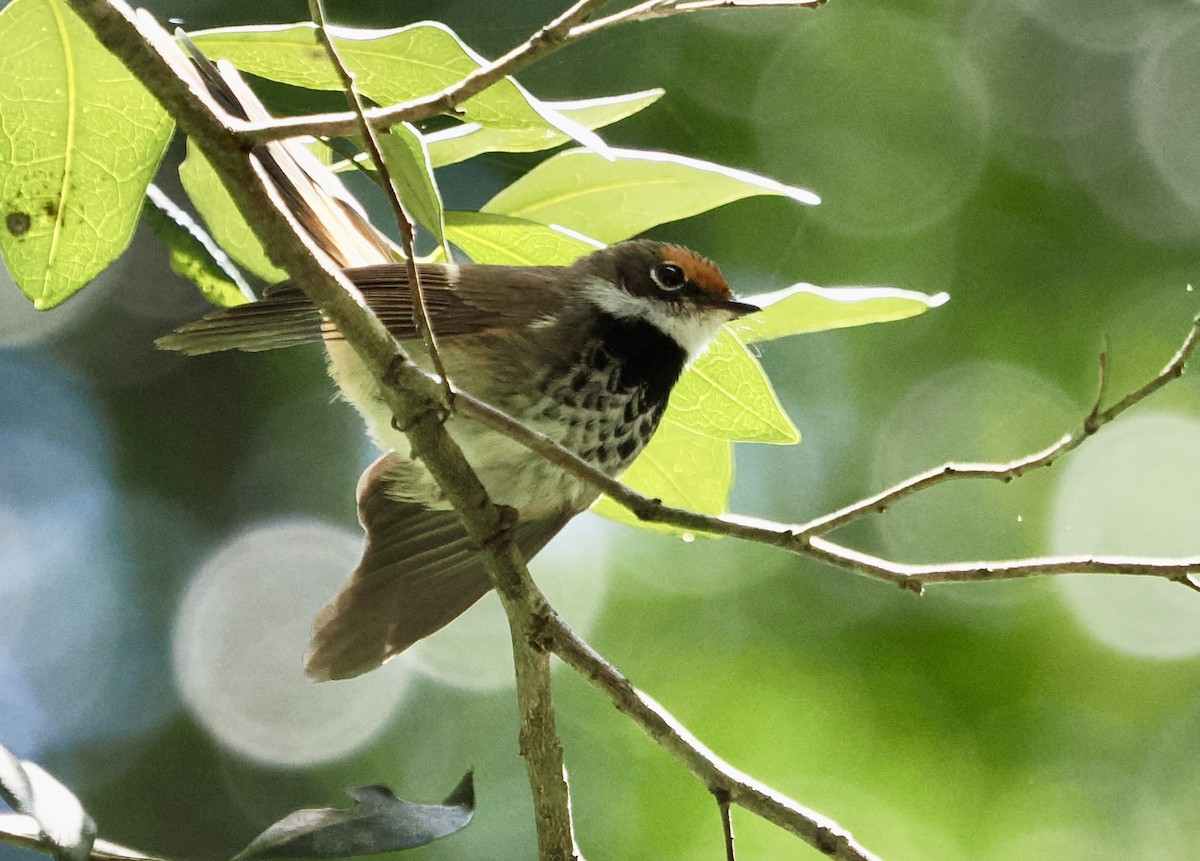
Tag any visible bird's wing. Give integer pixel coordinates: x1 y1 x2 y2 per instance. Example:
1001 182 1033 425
155 262 567 355
305 453 572 681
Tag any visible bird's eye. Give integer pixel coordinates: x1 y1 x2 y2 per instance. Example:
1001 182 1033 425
651 262 687 292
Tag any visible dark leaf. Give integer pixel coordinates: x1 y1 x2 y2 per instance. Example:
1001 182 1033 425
234 771 474 860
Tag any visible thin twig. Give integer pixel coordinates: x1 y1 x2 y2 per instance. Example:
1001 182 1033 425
240 0 821 143
307 0 452 396
716 790 737 861
310 1 575 853
804 538 1200 593
451 312 1200 590
799 311 1200 538
544 615 883 861
569 0 823 38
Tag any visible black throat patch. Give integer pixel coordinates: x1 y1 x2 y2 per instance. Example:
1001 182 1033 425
591 313 688 409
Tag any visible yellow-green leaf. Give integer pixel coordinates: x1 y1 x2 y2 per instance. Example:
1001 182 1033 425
0 0 173 309
427 90 664 168
378 124 446 251
444 211 600 266
733 283 950 343
482 147 820 244
178 142 285 283
669 329 799 444
189 23 607 153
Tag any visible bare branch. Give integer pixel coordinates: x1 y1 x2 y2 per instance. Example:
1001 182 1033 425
568 0 824 38
716 789 736 861
306 0 452 398
240 0 822 143
241 0 611 143
453 314 1200 591
544 615 884 861
803 538 1200 592
311 1 576 854
800 311 1200 537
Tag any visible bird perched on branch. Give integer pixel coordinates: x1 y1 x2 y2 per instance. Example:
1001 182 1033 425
158 39 756 681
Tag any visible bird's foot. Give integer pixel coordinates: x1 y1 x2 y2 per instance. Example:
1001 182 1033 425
482 504 520 552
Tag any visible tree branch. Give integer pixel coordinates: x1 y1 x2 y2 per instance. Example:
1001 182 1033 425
451 313 1200 591
304 2 577 856
544 615 883 861
307 0 451 393
239 0 822 143
60 4 1200 861
63 7 580 860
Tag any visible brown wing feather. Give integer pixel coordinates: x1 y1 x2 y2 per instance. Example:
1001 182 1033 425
155 263 567 355
305 453 572 681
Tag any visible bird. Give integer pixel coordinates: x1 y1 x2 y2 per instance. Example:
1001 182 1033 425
158 42 758 681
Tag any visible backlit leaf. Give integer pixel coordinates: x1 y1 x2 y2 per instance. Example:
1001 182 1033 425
178 142 286 283
0 742 96 861
670 329 799 444
444 211 600 266
426 90 664 167
142 184 252 308
189 24 608 154
482 147 820 243
734 283 950 343
0 0 173 308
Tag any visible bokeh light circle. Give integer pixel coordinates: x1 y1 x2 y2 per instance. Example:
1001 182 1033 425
1135 14 1200 219
1051 412 1200 659
172 519 412 766
752 9 989 237
872 360 1076 584
405 514 612 690
1006 0 1169 54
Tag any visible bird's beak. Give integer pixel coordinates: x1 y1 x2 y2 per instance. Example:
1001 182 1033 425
721 299 760 318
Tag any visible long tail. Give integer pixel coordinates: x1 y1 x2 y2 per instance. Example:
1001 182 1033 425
306 454 571 681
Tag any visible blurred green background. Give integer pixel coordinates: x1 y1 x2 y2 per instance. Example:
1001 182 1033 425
4 1 1200 859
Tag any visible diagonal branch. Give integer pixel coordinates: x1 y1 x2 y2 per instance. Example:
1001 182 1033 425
544 614 883 861
240 0 822 143
305 1 452 398
305 2 574 857
451 312 1200 589
63 8 578 861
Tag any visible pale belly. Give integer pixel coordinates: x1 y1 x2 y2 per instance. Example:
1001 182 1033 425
325 340 660 519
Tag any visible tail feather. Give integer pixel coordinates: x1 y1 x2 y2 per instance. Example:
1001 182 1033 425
305 454 571 681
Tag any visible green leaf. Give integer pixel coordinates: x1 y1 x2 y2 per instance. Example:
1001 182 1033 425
427 89 664 168
142 184 252 308
377 124 446 251
234 772 474 860
443 211 600 266
593 415 732 533
0 0 173 309
178 142 286 283
733 283 950 343
189 24 608 153
482 147 820 244
669 329 799 444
